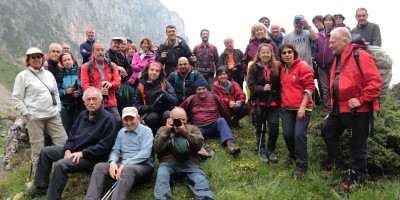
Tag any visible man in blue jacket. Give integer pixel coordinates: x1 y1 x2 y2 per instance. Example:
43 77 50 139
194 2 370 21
27 87 118 200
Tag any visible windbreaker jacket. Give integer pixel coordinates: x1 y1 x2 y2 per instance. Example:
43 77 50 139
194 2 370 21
315 30 335 68
280 58 315 109
213 80 246 106
330 44 382 113
129 51 156 85
80 59 121 107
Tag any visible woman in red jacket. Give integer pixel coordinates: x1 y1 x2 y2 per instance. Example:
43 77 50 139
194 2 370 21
213 66 248 127
280 43 315 179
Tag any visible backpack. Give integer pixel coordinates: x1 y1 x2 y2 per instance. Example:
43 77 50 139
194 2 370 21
138 81 166 105
174 70 195 100
87 59 114 86
168 133 190 162
351 33 393 98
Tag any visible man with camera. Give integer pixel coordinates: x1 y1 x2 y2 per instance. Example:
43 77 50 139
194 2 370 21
153 107 214 200
282 15 318 66
81 42 121 127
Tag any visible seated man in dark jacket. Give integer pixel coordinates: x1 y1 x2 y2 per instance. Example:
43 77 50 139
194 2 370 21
27 87 118 200
153 107 214 200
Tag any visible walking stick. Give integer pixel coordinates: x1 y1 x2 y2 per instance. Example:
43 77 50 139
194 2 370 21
101 180 120 200
140 92 165 124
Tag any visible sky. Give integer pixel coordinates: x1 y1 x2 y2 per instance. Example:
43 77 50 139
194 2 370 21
159 0 399 85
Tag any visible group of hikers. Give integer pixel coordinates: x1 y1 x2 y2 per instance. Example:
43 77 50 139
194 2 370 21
10 7 384 199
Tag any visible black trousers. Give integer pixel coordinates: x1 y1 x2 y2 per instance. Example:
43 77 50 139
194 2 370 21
321 112 370 178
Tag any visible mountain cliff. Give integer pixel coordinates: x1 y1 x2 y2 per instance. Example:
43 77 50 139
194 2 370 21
0 0 187 63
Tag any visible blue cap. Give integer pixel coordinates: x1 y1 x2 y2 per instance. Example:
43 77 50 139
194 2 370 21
294 15 304 22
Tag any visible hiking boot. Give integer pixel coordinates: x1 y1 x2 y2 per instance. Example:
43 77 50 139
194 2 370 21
267 151 278 163
227 139 241 155
286 157 296 165
340 171 363 190
258 148 269 163
294 170 305 179
198 147 215 159
25 186 48 198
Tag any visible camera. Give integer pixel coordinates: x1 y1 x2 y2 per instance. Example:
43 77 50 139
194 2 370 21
173 118 182 127
266 80 272 84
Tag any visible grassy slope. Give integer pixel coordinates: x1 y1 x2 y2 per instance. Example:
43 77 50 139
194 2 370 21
0 58 22 91
0 98 399 199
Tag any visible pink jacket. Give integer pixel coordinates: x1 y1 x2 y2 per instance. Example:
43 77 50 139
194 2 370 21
128 51 155 85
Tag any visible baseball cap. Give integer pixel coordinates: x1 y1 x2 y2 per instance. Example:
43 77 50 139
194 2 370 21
122 107 138 119
334 13 345 20
294 15 304 22
111 37 123 41
26 47 44 56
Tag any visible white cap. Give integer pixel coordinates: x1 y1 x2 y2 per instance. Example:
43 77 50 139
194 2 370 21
111 37 123 41
26 47 44 56
122 107 139 119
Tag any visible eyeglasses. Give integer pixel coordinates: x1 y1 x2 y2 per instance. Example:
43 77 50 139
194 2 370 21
334 16 343 19
281 50 293 55
30 56 42 60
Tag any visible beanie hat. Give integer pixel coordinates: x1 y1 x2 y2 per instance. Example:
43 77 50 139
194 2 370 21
194 78 209 90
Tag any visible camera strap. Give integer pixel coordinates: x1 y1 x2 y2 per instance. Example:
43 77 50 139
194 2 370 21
29 69 57 105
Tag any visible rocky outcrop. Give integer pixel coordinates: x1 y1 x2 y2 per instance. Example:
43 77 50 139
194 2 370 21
0 0 187 63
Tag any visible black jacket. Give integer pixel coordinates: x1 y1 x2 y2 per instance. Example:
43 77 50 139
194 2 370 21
156 37 193 76
247 62 281 105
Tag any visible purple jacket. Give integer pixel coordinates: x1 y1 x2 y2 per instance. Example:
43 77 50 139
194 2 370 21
128 51 156 85
315 30 334 68
241 38 279 75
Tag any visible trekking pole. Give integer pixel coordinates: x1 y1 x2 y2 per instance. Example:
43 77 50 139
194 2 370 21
140 92 164 124
258 122 265 157
101 180 120 200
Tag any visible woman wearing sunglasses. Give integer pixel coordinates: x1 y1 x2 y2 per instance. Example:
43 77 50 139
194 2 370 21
279 43 315 179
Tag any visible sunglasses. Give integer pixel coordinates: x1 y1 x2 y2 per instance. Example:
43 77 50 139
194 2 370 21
281 50 293 55
30 56 42 60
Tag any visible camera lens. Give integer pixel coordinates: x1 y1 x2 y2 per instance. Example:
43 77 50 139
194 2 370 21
173 118 182 127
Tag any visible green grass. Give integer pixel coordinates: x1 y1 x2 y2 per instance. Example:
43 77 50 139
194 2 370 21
0 58 22 91
0 108 399 199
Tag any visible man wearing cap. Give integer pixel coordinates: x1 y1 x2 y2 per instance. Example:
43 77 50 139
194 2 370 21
106 37 132 81
334 13 350 31
153 107 214 200
12 47 67 177
180 78 241 155
81 42 121 127
86 107 154 200
351 7 382 46
283 15 319 66
168 57 205 104
80 28 96 64
26 87 118 199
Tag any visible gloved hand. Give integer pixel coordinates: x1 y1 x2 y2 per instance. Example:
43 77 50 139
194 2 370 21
139 105 152 114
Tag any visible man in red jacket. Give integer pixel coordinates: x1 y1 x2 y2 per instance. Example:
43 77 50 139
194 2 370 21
322 27 382 190
80 43 121 127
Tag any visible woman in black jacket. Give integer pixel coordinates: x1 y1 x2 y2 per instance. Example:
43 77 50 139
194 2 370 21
247 43 282 164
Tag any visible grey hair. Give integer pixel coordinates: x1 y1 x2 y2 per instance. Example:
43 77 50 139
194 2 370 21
170 107 187 119
48 43 62 51
223 37 233 44
82 87 103 101
250 23 269 40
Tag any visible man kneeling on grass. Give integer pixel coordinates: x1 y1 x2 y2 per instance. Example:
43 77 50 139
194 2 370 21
153 107 214 200
26 87 118 199
86 107 154 200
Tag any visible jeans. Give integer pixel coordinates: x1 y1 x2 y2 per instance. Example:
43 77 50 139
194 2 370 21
321 112 370 178
154 162 214 200
281 109 311 171
199 117 235 147
86 162 153 200
34 146 98 200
